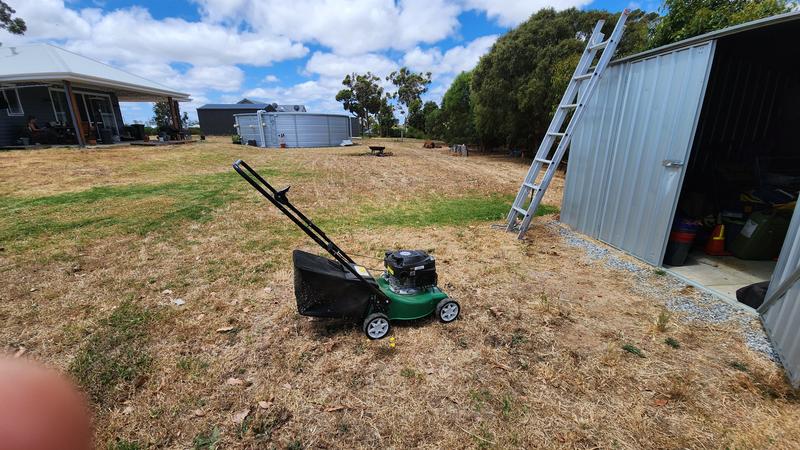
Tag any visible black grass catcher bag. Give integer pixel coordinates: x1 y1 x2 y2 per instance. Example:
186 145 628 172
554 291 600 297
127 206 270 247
292 250 374 319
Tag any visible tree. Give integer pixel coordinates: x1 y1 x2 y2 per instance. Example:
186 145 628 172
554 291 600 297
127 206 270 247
650 0 791 48
387 67 432 122
0 1 25 35
376 95 397 137
421 101 443 138
406 99 426 131
152 101 173 129
440 71 476 143
470 8 656 149
336 72 383 134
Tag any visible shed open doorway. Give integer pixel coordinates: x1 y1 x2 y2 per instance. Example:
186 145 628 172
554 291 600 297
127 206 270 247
666 20 800 310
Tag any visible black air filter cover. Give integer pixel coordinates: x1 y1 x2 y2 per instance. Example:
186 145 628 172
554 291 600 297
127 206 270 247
384 250 437 290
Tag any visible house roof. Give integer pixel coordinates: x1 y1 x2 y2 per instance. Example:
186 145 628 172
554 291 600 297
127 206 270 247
614 10 800 64
0 43 190 101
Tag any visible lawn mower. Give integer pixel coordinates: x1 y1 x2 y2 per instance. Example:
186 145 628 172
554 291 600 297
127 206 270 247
232 160 460 339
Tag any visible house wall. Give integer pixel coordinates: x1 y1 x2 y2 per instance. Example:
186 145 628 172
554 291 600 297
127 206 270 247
0 86 57 146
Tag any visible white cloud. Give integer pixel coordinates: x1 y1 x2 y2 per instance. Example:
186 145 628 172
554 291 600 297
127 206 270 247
305 52 399 79
463 0 593 27
263 75 280 83
195 0 461 55
403 34 498 79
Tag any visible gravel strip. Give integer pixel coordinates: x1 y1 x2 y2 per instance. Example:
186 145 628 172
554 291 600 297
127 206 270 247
548 221 779 361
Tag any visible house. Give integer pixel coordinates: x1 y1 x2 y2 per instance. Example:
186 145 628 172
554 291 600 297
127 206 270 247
197 101 306 135
560 12 800 386
0 43 190 147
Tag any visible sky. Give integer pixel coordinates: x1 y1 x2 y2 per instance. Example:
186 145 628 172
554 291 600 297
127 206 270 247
0 0 654 123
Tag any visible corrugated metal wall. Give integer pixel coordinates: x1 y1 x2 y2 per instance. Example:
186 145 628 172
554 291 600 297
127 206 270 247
562 43 715 264
761 204 800 387
234 114 264 146
236 113 352 148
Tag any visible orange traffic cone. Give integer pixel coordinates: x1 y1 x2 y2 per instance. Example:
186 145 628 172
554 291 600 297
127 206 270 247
704 224 730 256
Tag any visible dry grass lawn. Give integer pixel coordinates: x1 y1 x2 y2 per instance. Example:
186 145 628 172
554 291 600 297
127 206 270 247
0 137 798 449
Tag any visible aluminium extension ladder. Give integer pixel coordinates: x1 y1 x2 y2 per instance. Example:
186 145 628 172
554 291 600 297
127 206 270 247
506 10 630 238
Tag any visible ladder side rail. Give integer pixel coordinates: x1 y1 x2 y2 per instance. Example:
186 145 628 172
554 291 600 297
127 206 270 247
514 11 630 236
548 13 629 167
504 25 607 229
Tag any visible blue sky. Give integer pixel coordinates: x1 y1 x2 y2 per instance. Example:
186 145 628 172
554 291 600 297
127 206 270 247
2 0 652 123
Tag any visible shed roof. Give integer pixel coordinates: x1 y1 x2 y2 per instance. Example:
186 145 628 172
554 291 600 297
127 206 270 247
199 103 307 112
198 103 270 110
0 43 190 101
615 10 800 64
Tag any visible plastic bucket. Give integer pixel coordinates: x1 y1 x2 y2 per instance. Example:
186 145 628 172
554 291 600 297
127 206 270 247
664 231 696 266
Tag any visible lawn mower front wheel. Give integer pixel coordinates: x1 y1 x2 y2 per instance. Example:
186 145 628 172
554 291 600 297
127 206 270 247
363 313 391 340
436 299 460 323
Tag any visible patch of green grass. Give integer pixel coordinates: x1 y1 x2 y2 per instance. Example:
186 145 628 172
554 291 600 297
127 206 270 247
655 310 671 332
0 167 310 251
731 361 749 372
286 440 304 450
622 343 645 358
322 194 558 230
177 355 210 377
108 440 142 450
194 427 221 450
501 394 513 418
664 337 680 349
69 299 153 406
469 389 493 412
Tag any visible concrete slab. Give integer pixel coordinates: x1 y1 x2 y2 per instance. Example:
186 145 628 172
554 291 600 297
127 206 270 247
667 250 775 300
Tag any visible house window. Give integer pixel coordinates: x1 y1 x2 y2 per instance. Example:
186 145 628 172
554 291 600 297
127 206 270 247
49 89 70 124
2 89 23 116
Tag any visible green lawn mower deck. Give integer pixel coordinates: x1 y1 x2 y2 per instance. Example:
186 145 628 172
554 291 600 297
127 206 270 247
234 160 460 340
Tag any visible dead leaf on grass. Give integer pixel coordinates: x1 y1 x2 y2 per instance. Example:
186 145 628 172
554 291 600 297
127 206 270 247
231 408 250 424
216 326 236 333
324 406 345 412
258 401 272 409
652 399 669 407
226 377 244 386
192 409 206 417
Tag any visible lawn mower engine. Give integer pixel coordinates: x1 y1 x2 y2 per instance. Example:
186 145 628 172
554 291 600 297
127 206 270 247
383 250 437 294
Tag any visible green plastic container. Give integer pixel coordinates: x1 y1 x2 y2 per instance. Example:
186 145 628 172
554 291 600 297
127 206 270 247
730 211 790 260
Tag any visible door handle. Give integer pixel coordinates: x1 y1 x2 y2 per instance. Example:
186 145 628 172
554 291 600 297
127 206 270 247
662 160 684 168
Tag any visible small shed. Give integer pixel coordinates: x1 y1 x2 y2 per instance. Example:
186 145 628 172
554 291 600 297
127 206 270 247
561 12 800 386
234 111 352 148
197 102 306 135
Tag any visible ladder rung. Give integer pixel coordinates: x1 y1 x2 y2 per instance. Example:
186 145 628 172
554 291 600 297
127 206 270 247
589 40 609 50
547 132 565 137
535 157 552 164
574 72 594 81
512 206 528 216
523 182 539 190
560 103 578 109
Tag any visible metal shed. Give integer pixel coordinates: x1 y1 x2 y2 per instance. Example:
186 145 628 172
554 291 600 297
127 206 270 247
234 112 352 148
561 12 800 387
197 102 307 136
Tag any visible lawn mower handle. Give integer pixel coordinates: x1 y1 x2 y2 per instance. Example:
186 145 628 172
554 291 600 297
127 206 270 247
232 159 391 304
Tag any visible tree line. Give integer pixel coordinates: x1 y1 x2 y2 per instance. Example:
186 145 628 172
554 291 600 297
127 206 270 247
337 0 792 149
